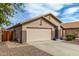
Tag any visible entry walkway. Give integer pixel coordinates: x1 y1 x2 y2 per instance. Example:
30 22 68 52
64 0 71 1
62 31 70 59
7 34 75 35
29 40 79 56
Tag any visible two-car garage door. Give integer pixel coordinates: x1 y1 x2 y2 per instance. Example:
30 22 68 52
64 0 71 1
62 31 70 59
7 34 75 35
27 28 52 42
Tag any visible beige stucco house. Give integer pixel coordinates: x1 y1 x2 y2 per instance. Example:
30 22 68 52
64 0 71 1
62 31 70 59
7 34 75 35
7 13 79 43
8 13 63 43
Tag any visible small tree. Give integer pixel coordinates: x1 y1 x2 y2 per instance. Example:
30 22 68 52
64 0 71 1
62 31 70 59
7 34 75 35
0 3 24 28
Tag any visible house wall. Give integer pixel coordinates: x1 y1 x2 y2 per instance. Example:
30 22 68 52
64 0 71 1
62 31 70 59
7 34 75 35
62 30 65 39
59 27 63 39
44 15 62 39
22 18 55 30
44 15 61 26
10 25 22 43
22 18 56 43
63 28 79 39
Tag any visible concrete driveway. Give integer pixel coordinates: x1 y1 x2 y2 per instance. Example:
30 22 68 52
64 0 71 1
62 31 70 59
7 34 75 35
29 40 79 56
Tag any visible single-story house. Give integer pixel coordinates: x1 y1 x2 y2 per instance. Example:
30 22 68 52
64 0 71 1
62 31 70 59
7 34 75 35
3 13 79 43
8 13 63 43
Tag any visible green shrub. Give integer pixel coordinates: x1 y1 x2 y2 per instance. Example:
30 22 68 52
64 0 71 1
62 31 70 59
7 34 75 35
65 35 76 41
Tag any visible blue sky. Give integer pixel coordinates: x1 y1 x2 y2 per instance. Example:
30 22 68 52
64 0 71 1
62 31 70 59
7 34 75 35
6 3 79 28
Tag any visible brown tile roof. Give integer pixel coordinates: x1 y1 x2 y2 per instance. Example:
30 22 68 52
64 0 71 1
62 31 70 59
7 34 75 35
61 21 79 29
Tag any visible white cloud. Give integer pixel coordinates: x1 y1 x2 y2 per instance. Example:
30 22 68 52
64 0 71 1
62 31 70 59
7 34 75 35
48 4 64 10
24 3 79 23
64 3 73 5
61 6 79 22
24 3 62 17
24 4 47 16
60 15 79 23
23 4 79 23
64 7 79 15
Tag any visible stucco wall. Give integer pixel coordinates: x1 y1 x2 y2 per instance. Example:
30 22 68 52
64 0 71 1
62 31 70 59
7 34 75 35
22 18 56 43
11 25 22 43
44 15 61 26
63 28 79 38
44 15 62 39
22 18 55 30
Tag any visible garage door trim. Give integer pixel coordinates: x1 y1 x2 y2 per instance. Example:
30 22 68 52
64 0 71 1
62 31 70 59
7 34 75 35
27 27 52 29
26 27 53 42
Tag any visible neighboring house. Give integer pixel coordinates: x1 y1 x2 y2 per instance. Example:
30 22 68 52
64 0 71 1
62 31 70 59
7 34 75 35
8 13 63 43
61 22 79 39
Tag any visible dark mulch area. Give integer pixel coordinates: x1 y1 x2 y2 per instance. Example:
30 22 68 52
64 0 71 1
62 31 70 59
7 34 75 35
63 40 79 45
0 45 52 56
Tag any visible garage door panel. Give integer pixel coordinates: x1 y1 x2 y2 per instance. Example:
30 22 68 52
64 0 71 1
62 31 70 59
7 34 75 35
27 28 51 42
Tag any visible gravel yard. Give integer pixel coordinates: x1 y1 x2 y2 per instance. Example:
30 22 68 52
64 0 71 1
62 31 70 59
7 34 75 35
0 42 52 56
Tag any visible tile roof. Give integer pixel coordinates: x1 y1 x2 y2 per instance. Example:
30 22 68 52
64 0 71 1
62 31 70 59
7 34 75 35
8 12 62 29
61 21 79 29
